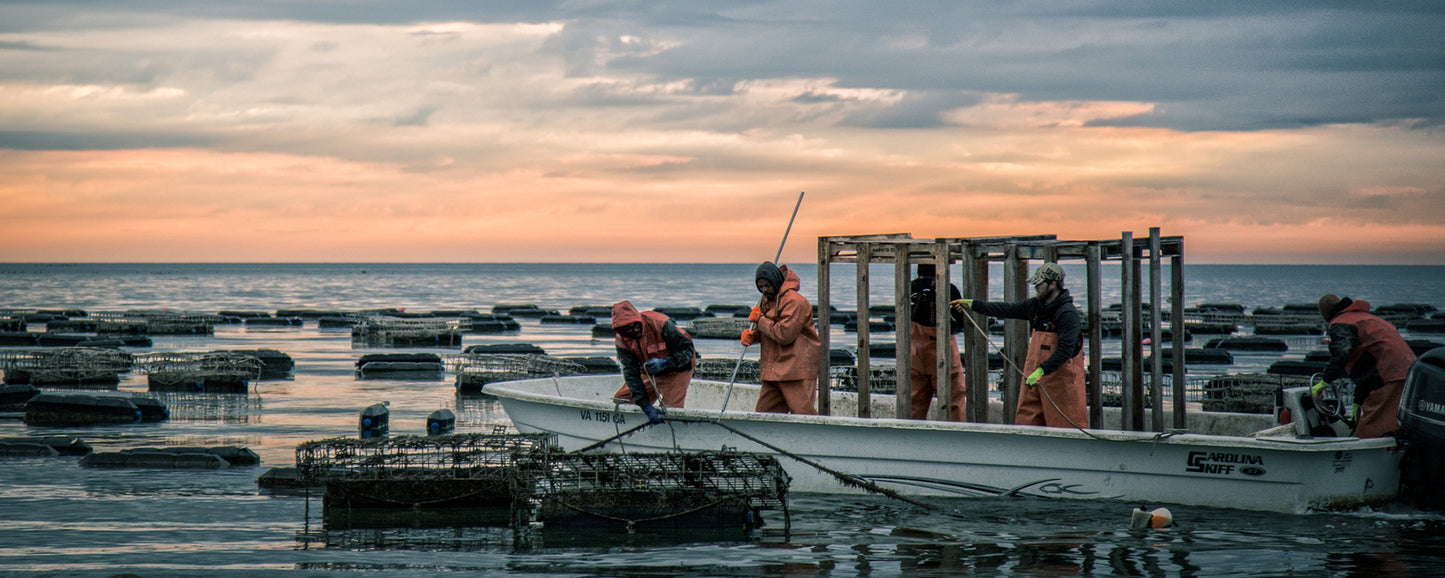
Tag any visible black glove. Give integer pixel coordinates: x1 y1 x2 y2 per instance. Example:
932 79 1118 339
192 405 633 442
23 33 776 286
641 404 665 425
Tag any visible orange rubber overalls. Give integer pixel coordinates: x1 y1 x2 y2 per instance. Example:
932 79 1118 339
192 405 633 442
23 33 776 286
910 321 966 420
1016 330 1087 428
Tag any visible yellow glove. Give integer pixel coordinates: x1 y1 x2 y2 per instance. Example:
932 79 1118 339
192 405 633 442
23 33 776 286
1026 367 1044 387
1310 380 1330 398
950 299 973 314
1350 404 1360 421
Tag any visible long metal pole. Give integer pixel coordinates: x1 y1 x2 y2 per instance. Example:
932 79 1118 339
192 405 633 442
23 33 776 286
721 192 805 413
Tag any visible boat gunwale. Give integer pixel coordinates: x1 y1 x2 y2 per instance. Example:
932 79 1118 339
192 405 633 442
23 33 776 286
485 376 1399 454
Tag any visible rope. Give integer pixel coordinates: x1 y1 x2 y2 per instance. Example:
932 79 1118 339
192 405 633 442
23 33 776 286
570 422 653 454
670 416 936 510
565 412 933 510
957 307 1120 442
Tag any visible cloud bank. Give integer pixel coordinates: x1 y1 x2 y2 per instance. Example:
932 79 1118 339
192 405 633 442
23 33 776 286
1 1 1442 263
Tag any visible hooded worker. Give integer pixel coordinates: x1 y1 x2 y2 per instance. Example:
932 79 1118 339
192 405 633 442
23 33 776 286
1314 294 1416 438
610 300 696 424
908 264 967 421
742 261 821 414
951 262 1086 428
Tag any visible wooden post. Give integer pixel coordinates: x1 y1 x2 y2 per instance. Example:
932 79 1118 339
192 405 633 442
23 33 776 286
1002 246 1028 421
933 241 952 421
963 246 990 424
816 237 832 416
1121 232 1141 431
895 245 913 419
1149 228 1164 432
1171 249 1187 429
1086 244 1102 429
1131 236 1146 430
855 243 872 418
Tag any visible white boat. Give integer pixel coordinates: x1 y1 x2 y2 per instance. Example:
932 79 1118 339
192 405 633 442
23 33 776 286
487 375 1403 514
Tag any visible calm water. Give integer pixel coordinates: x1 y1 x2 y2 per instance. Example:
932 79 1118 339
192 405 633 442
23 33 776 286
1 263 1443 577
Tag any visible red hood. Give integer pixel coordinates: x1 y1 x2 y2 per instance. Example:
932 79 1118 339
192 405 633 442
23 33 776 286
1331 298 1372 321
611 300 643 327
779 265 802 295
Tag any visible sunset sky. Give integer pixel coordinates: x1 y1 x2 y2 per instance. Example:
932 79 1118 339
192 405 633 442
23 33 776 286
1 2 1442 264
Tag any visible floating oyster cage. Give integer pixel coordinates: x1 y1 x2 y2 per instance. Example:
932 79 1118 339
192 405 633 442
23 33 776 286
692 357 761 384
136 352 264 378
0 347 135 386
450 354 586 392
86 311 218 335
134 352 264 392
515 449 791 531
291 432 792 533
295 432 558 482
350 317 462 347
687 317 751 339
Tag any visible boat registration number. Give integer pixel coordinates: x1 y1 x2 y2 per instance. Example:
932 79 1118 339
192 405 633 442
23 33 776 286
579 409 627 425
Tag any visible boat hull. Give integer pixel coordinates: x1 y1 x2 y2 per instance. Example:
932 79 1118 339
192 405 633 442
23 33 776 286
488 376 1402 514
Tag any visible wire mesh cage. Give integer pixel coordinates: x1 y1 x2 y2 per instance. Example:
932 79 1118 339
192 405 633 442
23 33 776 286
688 317 751 339
515 449 791 530
692 357 761 384
0 347 134 386
832 366 898 393
136 352 264 385
1200 373 1312 414
522 450 789 505
295 432 559 483
351 317 463 347
85 311 218 335
451 354 586 392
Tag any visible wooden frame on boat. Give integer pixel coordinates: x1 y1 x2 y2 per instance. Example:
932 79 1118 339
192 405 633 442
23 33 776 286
816 229 1186 432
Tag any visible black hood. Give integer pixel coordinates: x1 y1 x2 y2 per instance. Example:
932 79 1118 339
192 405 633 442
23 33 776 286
755 261 784 293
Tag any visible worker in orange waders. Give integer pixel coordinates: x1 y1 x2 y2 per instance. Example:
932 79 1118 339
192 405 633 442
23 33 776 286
741 261 821 415
1313 294 1416 438
908 264 967 421
951 262 1086 428
610 300 696 424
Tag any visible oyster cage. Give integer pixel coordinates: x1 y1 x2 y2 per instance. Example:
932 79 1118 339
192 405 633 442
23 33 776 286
451 354 586 393
295 432 558 482
514 449 791 531
692 357 761 384
351 317 462 347
136 352 264 391
0 347 134 386
290 432 793 535
687 317 751 339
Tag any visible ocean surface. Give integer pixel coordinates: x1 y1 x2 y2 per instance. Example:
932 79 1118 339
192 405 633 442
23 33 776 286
1 263 1443 577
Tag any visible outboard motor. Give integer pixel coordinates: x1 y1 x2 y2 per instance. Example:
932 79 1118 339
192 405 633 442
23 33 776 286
1397 347 1445 510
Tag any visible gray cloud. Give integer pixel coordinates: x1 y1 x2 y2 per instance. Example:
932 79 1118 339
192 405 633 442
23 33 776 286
1 1 1441 140
0 130 214 150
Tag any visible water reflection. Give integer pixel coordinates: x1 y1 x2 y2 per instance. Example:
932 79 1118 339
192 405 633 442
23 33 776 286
150 392 263 423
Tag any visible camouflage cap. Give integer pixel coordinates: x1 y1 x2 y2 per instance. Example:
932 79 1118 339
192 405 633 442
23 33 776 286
1027 262 1065 284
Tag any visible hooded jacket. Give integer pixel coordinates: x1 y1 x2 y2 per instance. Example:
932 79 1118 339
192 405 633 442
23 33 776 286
969 288 1083 375
611 300 696 405
1323 298 1416 403
754 264 821 382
